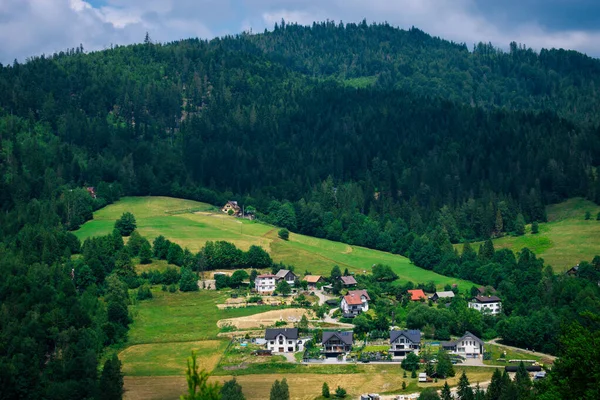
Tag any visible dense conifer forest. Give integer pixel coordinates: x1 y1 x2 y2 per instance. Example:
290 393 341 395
0 21 599 398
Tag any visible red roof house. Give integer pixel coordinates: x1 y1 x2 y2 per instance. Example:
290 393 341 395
407 289 427 301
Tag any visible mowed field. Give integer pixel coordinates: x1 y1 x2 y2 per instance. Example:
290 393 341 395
74 196 474 289
455 198 600 273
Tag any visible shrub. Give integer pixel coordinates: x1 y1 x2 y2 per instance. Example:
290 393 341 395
275 321 287 327
585 211 591 220
136 284 153 300
278 228 289 240
334 386 346 398
168 284 177 293
322 382 330 398
531 221 539 234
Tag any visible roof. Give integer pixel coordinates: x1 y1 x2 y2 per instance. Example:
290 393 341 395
322 331 353 345
275 269 295 279
305 275 322 283
340 276 357 285
390 330 421 344
473 295 501 303
343 293 364 306
434 291 455 298
408 289 427 301
227 201 238 206
256 274 276 279
443 331 485 348
477 286 497 295
265 328 299 340
348 289 370 301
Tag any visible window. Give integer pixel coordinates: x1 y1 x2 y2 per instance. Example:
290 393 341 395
270 341 274 344
288 341 292 344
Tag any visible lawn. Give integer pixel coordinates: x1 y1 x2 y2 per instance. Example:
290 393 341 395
74 196 475 290
124 366 499 400
455 198 600 273
483 344 551 367
127 289 278 344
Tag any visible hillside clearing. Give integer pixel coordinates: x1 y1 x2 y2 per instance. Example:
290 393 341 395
217 308 314 330
74 196 474 289
456 198 600 273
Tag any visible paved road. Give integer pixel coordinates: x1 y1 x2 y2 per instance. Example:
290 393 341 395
487 339 557 362
314 289 330 306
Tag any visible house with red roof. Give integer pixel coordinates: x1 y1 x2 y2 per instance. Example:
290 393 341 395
340 290 370 317
407 289 427 301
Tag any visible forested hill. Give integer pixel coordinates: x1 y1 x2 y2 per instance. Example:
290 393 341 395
0 21 599 244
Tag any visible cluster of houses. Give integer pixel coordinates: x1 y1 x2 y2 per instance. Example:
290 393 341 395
254 269 297 293
262 327 486 360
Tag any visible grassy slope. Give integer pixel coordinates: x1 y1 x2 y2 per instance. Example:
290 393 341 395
455 198 600 273
75 196 474 289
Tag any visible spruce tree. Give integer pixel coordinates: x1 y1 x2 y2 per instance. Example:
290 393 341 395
220 378 246 400
440 381 452 400
486 368 503 400
179 267 199 292
99 354 124 400
322 382 330 398
139 240 152 264
457 371 474 400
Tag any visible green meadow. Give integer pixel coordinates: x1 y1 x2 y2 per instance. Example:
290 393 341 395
456 198 600 273
75 196 474 290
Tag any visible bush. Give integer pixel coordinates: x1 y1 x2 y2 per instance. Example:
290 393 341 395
322 382 330 398
531 221 539 234
136 284 153 300
278 228 290 240
585 211 591 220
179 267 199 292
248 296 262 303
168 284 177 293
334 386 346 398
275 321 287 327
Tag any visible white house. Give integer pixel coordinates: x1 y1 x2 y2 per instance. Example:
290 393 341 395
442 332 484 358
389 329 421 358
255 274 277 293
265 328 300 353
340 290 370 317
275 269 297 286
468 295 502 315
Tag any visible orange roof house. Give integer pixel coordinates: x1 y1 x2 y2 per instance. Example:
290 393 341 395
407 289 427 301
305 275 323 284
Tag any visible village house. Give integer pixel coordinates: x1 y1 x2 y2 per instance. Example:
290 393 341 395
388 329 421 358
265 328 300 353
221 201 242 216
275 269 297 286
85 187 97 199
407 289 427 301
304 275 323 290
441 332 484 358
322 330 353 356
430 291 455 302
468 295 502 315
255 274 277 293
340 275 357 287
340 290 370 317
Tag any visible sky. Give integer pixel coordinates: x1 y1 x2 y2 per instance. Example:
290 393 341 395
1 0 600 64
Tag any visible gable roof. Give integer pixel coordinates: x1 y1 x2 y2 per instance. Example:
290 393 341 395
408 289 427 301
305 275 322 283
347 289 370 301
441 331 484 348
265 328 299 340
473 295 501 303
322 331 353 345
390 329 421 344
275 269 295 279
343 293 363 306
477 286 497 295
457 331 484 345
434 291 455 298
340 276 357 285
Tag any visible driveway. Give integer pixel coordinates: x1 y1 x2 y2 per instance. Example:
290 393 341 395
313 289 330 306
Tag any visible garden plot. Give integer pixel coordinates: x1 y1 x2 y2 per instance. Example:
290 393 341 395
217 308 313 329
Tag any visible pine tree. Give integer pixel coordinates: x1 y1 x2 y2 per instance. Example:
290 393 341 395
486 368 503 400
139 240 152 264
114 212 136 236
495 209 504 235
99 354 124 400
179 267 199 292
322 382 330 398
181 352 221 400
480 239 495 261
440 381 452 400
531 221 539 234
514 214 526 236
514 361 531 397
457 371 474 400
269 379 290 400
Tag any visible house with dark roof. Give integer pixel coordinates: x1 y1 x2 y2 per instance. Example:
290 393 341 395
275 269 297 286
265 328 299 353
468 295 502 315
221 201 242 216
407 289 427 301
430 291 455 302
322 331 353 356
389 330 421 358
441 332 484 358
340 275 357 287
340 290 370 317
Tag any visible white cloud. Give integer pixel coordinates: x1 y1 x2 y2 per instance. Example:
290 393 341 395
1 0 599 64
